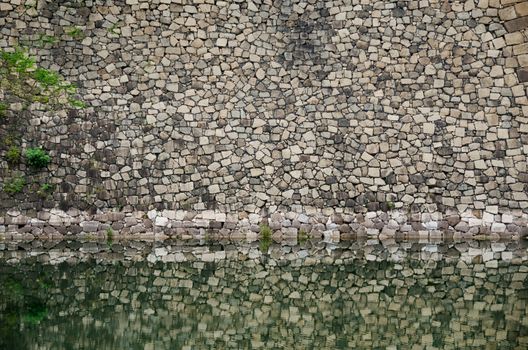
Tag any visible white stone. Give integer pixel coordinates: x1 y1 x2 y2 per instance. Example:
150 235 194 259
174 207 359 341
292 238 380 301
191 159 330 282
155 216 169 227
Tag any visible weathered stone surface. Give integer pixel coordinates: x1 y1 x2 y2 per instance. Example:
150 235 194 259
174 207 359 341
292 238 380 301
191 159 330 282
504 16 528 32
517 68 528 82
0 0 527 230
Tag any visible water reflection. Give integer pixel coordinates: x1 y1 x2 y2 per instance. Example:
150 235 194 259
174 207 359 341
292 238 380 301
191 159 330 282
0 239 527 349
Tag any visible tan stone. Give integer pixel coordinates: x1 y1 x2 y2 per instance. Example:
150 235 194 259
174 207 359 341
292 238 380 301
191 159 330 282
499 5 517 20
513 43 528 55
515 2 528 16
518 54 528 66
504 32 524 46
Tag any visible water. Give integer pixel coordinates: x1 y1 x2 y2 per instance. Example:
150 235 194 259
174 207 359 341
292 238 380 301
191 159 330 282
1 239 527 349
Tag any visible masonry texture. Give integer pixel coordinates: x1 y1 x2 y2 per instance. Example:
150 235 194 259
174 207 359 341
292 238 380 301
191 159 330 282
1 0 528 237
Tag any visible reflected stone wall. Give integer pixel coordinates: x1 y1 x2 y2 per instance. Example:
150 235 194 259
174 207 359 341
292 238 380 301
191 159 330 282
1 240 527 349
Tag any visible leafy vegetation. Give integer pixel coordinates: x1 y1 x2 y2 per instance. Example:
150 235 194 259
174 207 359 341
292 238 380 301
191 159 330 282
35 34 58 48
0 47 84 112
25 148 51 169
3 175 25 195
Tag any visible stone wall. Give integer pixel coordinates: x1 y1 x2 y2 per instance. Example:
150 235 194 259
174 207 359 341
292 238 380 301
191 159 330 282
1 0 528 235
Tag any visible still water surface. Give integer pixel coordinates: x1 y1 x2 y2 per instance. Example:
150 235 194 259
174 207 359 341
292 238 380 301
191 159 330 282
0 239 527 349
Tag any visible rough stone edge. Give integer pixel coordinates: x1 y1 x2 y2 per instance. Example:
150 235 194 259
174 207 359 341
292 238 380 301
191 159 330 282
1 208 526 241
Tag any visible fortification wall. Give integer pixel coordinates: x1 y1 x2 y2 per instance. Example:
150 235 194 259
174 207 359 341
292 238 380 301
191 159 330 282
1 0 528 237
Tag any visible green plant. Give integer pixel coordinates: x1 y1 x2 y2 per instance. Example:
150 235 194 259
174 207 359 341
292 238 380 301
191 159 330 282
36 34 58 48
37 183 54 198
68 98 86 108
65 27 84 39
25 148 51 169
0 47 84 111
387 201 395 211
259 224 272 253
5 146 21 165
3 176 25 195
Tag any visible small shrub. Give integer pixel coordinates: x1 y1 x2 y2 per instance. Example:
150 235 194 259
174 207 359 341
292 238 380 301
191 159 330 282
5 146 21 165
3 176 25 195
33 68 59 87
259 224 272 239
25 148 51 169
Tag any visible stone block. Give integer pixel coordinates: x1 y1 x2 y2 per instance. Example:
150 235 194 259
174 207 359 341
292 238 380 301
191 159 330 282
517 68 528 82
513 43 528 55
515 2 528 16
499 5 517 20
504 16 528 32
518 53 528 66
